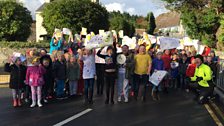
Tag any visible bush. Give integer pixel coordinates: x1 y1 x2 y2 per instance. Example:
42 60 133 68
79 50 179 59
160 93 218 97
0 41 50 49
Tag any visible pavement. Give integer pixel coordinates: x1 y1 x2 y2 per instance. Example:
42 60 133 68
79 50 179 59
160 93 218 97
0 86 223 126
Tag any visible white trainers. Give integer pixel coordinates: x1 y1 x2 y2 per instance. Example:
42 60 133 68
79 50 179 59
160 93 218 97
118 97 121 102
37 100 43 107
124 98 128 103
30 102 36 108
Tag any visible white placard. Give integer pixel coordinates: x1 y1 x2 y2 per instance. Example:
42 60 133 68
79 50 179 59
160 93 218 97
63 28 71 35
149 70 167 86
159 37 180 50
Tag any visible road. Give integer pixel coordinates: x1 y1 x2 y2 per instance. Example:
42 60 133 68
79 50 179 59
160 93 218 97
0 86 222 126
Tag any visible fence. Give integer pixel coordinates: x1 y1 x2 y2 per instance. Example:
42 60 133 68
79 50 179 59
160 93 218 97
0 75 10 84
216 59 224 92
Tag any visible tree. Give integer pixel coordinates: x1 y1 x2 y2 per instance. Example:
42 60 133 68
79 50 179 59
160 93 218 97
146 12 156 35
163 0 224 47
0 0 33 41
42 0 109 34
109 11 135 37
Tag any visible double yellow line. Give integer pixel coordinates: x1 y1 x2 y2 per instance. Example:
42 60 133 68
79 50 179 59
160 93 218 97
204 103 224 126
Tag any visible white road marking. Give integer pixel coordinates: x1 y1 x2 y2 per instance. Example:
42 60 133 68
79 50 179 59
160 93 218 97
53 108 93 126
204 104 223 126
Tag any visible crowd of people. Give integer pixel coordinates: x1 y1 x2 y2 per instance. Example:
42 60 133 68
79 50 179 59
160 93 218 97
4 32 220 108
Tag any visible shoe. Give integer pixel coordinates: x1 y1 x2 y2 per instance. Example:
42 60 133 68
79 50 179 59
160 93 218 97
111 100 114 104
13 99 17 107
142 96 146 102
48 95 53 99
30 102 36 108
152 91 157 101
131 91 134 97
37 100 43 107
25 98 29 103
118 97 121 102
124 98 128 103
17 99 22 107
43 99 48 103
105 99 109 104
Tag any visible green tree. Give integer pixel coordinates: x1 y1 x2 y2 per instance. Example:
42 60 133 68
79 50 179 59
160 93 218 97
109 11 135 37
146 12 156 35
0 0 32 41
42 0 109 34
163 0 224 47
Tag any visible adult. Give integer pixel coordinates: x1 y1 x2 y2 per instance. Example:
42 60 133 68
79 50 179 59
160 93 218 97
189 55 213 104
133 44 152 102
79 48 96 104
117 45 135 103
97 42 117 104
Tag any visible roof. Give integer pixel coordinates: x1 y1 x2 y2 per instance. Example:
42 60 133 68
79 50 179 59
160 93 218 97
36 3 47 13
156 11 181 29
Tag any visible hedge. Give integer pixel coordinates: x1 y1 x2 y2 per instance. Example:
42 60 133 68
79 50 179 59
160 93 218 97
0 41 50 49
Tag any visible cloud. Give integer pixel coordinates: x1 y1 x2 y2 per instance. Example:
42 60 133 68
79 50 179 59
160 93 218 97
126 8 136 15
105 2 125 13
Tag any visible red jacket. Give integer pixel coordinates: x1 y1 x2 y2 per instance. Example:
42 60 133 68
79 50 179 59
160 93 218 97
162 54 171 70
186 64 196 77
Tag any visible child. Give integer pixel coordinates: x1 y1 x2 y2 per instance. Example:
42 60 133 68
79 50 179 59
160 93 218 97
97 42 117 104
178 54 189 90
42 58 54 102
26 57 46 107
53 51 67 99
170 53 179 89
67 56 80 96
4 56 27 107
185 59 197 92
151 52 164 101
79 48 96 104
161 49 171 93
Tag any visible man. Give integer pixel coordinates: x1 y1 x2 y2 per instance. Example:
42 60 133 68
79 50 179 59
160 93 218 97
189 55 213 104
133 44 152 102
117 45 135 103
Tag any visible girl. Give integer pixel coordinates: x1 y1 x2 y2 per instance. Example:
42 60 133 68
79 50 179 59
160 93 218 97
170 53 179 89
67 56 80 96
97 42 117 104
26 57 46 107
79 48 96 104
4 56 26 107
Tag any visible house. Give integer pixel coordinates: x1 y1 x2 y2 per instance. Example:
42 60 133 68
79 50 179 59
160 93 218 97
156 11 185 38
35 0 99 42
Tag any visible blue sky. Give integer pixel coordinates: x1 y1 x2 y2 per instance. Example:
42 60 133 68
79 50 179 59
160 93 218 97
18 0 169 19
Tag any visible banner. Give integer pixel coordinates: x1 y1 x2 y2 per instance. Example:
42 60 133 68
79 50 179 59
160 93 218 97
159 37 180 50
149 70 167 86
85 31 113 49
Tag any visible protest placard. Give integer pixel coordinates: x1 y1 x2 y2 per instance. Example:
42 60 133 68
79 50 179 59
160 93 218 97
81 27 87 35
122 36 136 50
62 28 71 35
149 70 167 86
159 37 180 50
99 30 105 36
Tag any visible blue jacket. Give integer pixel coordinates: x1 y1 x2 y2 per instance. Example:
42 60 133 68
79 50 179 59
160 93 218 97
152 58 164 72
50 38 62 54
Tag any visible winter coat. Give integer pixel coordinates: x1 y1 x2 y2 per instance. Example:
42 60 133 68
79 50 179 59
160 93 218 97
67 62 80 81
50 38 62 54
53 60 67 80
26 65 46 86
178 59 189 76
186 64 196 77
4 63 26 89
152 58 164 72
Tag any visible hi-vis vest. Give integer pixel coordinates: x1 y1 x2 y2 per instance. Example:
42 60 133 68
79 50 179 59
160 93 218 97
191 64 212 87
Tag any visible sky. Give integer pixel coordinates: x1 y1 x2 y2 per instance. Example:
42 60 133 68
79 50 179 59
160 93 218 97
18 0 169 20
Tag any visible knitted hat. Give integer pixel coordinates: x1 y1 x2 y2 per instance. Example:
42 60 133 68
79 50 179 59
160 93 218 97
195 54 204 62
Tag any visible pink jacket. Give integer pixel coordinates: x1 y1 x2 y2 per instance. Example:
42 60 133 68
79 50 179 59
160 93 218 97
26 65 46 86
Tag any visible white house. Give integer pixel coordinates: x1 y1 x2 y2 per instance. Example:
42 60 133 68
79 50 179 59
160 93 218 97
35 0 99 42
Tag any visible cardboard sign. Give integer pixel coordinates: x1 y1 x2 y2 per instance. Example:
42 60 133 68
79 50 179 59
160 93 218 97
122 36 136 50
159 37 180 50
99 30 105 36
118 30 124 38
81 27 87 35
149 70 167 86
54 28 62 38
62 28 71 35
